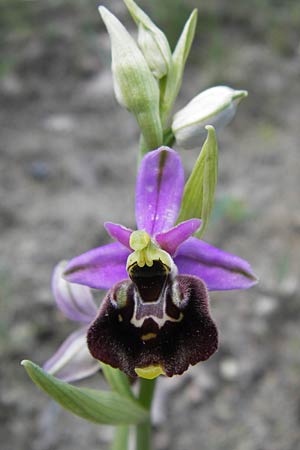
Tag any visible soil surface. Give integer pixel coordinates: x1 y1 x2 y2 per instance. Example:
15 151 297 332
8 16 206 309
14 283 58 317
1 1 300 449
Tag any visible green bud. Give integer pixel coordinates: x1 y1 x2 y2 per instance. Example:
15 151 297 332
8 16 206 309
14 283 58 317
99 6 163 150
137 24 171 79
123 0 172 79
172 86 247 149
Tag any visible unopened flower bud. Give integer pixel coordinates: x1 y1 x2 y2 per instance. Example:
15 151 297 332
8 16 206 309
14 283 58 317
124 0 172 79
138 24 171 79
99 6 163 150
172 86 247 149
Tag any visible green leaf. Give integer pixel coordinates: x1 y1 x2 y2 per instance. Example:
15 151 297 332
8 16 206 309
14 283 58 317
198 126 218 237
160 9 198 124
100 362 134 399
22 360 148 425
177 126 218 238
172 9 198 72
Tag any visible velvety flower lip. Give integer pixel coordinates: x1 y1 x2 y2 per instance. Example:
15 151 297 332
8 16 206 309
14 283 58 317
87 274 218 378
43 262 99 382
64 147 257 292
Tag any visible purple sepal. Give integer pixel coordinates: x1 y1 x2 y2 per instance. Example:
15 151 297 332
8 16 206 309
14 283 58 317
135 147 184 235
43 327 99 382
64 242 130 290
174 237 258 291
52 262 98 323
104 222 133 249
155 219 201 255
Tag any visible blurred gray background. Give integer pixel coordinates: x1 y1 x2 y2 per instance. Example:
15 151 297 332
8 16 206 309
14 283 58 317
1 0 300 449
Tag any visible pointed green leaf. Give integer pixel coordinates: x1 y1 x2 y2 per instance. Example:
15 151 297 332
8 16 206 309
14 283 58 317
99 6 163 150
100 362 134 399
177 126 218 238
22 360 148 425
160 9 198 124
173 9 198 71
198 126 218 237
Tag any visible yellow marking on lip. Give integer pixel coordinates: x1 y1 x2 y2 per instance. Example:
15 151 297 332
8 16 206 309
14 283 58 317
141 332 157 341
118 314 123 322
135 365 165 379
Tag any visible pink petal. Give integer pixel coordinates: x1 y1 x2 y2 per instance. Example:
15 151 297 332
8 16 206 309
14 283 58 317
104 222 133 249
155 219 201 255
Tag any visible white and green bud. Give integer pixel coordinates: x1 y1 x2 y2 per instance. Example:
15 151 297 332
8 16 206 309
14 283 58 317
124 0 172 79
137 24 171 79
172 86 248 149
99 6 163 150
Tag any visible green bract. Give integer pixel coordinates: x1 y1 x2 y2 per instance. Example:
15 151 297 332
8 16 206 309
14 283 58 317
177 126 218 238
124 0 172 79
99 6 163 150
22 360 148 425
160 9 198 125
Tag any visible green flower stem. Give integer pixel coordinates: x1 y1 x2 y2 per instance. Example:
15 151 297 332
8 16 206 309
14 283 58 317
112 425 130 450
138 135 150 162
162 128 176 147
136 378 156 450
138 128 175 166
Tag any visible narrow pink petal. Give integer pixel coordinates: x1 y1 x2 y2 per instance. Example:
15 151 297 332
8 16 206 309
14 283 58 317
104 222 133 249
135 147 184 235
64 242 130 289
174 237 258 291
155 219 201 255
43 327 99 382
52 262 98 323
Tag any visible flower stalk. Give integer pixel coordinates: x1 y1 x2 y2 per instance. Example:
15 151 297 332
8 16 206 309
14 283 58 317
112 426 130 450
136 379 156 450
22 2 257 450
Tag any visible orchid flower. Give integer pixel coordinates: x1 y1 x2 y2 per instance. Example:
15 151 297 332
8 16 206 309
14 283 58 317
62 147 257 380
43 263 99 382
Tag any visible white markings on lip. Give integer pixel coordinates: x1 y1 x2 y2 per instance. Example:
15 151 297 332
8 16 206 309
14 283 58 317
130 286 183 329
130 311 183 329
